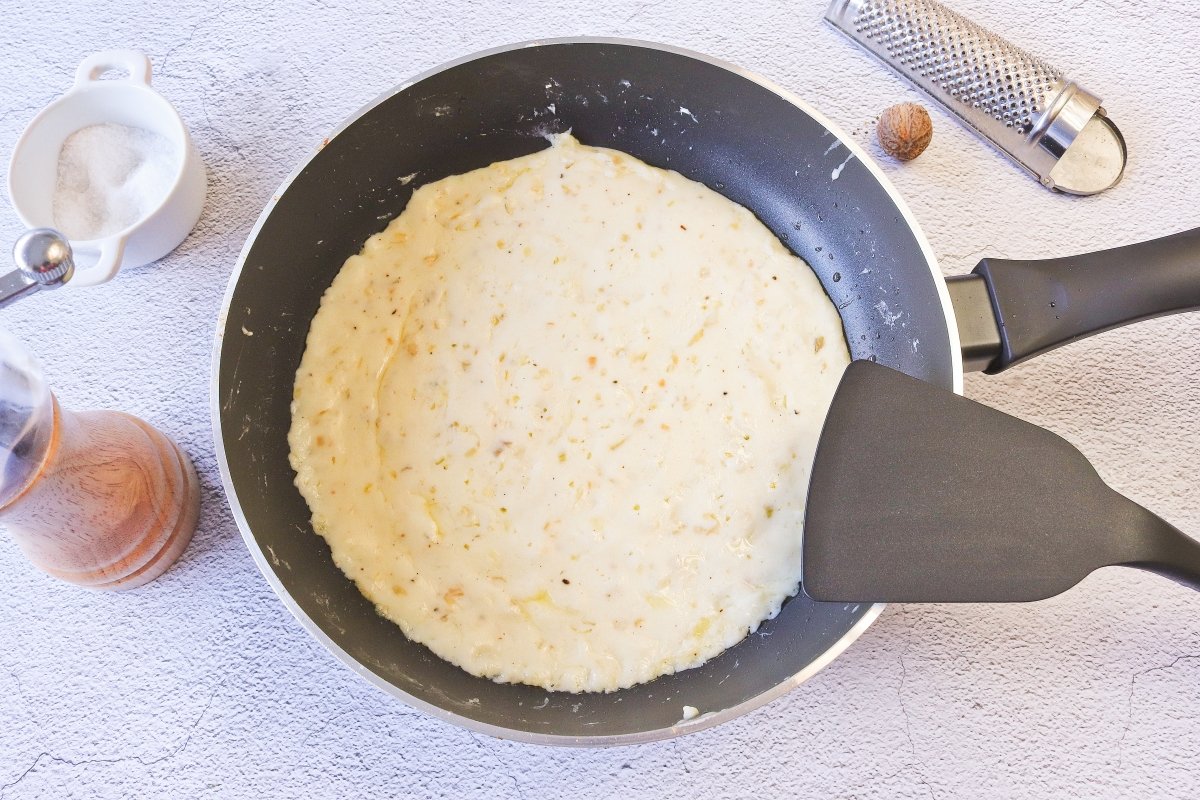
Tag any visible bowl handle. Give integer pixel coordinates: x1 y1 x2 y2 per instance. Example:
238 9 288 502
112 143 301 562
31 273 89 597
74 50 153 88
70 236 127 287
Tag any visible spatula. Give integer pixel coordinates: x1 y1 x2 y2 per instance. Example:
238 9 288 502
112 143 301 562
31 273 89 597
801 360 1200 603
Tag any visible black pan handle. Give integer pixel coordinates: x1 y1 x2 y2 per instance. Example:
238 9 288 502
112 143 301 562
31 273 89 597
953 227 1200 373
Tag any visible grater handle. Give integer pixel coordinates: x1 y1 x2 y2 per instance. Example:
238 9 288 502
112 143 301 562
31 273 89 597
825 0 1123 193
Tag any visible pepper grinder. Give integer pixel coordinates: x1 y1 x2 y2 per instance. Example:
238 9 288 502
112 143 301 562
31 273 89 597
0 235 199 588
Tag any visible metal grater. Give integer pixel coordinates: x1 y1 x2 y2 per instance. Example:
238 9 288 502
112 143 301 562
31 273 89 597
825 0 1126 195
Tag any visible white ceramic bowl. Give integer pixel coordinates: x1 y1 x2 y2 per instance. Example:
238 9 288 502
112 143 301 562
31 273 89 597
7 50 206 286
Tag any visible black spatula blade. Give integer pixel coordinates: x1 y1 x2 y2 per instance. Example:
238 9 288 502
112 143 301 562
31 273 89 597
802 361 1200 603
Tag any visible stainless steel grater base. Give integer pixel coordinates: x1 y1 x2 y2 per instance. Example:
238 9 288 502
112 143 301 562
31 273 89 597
825 0 1126 195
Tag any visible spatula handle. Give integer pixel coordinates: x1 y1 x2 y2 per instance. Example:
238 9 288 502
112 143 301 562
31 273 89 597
973 227 1200 373
1120 499 1200 592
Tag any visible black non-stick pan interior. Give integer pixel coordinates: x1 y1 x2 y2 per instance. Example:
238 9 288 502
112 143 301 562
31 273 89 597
215 40 956 742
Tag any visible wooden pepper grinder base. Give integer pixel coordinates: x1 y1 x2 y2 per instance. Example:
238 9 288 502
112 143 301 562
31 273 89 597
1 398 200 589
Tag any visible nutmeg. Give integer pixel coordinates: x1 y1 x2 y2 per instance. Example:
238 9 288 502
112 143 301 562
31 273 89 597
877 102 933 161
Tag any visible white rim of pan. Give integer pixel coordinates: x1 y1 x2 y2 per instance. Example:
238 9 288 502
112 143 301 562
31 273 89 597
211 36 963 747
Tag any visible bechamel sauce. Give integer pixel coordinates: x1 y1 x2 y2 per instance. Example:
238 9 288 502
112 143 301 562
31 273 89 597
289 135 849 692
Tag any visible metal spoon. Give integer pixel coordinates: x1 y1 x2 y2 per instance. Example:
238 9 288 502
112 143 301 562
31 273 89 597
1 229 75 309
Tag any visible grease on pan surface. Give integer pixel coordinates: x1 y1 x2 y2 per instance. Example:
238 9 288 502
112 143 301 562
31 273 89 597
289 134 849 693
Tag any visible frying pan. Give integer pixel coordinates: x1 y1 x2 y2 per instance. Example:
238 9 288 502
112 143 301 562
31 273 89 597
212 38 1199 745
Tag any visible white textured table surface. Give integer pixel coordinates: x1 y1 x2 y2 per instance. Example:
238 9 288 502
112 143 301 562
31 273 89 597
2 1 1199 797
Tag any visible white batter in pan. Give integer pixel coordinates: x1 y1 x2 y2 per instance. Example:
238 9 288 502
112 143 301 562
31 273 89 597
289 134 849 693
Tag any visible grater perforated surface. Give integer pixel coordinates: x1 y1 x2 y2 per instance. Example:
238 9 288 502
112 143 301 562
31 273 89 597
849 0 1063 133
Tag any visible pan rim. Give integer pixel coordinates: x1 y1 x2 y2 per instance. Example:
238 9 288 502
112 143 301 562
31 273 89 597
211 36 960 746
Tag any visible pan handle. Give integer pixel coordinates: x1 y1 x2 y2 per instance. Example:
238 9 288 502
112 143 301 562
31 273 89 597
948 227 1200 373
